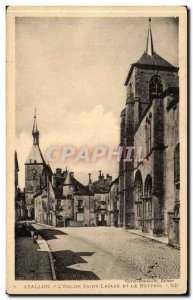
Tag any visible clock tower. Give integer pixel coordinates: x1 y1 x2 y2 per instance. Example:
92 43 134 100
25 110 45 219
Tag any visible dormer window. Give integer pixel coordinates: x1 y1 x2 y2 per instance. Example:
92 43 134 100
149 75 163 100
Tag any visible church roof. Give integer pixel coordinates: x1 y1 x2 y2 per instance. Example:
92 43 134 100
125 52 178 86
25 144 45 164
136 52 176 68
124 19 179 86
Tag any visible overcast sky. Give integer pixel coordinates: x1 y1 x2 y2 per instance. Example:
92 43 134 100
15 17 178 187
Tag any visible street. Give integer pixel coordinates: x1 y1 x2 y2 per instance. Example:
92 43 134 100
30 225 180 280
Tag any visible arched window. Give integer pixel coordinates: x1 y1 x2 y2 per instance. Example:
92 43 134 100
174 143 180 185
149 75 163 101
134 170 143 217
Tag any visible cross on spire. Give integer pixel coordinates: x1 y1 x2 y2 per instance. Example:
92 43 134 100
146 17 154 56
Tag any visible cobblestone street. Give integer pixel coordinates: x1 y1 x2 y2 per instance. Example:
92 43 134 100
33 225 180 280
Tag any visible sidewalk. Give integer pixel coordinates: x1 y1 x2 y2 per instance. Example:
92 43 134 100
15 235 53 280
127 229 168 245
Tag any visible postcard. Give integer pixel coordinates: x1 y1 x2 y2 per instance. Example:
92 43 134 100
6 6 187 295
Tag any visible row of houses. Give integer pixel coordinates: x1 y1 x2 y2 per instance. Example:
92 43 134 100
15 127 119 227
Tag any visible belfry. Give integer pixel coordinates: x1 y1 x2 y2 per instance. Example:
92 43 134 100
24 109 45 219
118 18 180 247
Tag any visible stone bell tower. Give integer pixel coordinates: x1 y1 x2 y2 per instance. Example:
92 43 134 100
25 109 45 219
119 18 178 229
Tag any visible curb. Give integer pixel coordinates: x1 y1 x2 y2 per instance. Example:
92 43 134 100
127 230 169 246
47 244 57 281
32 225 57 280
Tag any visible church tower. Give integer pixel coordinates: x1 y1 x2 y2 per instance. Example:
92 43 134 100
119 18 179 229
25 110 45 219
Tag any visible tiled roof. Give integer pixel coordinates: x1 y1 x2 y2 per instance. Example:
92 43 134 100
89 180 111 194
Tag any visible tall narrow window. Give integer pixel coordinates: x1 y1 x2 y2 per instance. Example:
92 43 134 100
78 199 84 212
134 170 143 217
174 143 180 217
144 174 152 217
149 75 163 101
174 143 180 185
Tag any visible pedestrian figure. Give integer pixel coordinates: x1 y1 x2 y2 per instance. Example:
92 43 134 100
32 229 39 244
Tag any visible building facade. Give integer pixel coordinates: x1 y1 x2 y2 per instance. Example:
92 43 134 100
118 19 180 247
107 177 119 227
15 151 26 221
89 171 112 226
52 169 95 227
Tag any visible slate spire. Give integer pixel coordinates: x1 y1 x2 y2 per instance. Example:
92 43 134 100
32 108 39 145
146 17 154 56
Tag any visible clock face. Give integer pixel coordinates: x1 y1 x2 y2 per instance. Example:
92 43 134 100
31 168 37 179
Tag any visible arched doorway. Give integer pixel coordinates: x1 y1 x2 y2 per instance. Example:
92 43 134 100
134 170 143 229
143 174 152 232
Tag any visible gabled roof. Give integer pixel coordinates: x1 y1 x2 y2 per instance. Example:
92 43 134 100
124 18 179 86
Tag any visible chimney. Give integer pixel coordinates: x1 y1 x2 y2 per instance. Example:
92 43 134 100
88 173 92 184
99 170 102 179
56 168 62 176
107 174 112 184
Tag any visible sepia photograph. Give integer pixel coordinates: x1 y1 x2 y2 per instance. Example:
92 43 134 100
6 6 187 295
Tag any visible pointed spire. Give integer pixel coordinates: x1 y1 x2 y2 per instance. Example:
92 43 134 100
33 108 37 132
146 17 154 56
15 150 19 173
32 108 39 145
64 171 73 185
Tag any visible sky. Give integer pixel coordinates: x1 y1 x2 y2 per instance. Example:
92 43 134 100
15 17 178 187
